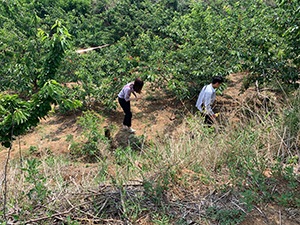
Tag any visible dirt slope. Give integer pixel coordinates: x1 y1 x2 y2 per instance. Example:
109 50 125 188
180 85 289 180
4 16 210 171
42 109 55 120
1 73 299 224
0 72 283 168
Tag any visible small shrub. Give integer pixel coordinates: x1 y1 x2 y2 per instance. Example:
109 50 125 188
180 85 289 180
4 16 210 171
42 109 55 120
29 146 38 154
65 134 74 142
206 207 245 225
70 110 108 157
128 134 145 151
21 158 50 204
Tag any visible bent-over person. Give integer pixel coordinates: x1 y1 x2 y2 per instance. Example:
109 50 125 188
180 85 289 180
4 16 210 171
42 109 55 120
195 75 223 125
118 77 144 133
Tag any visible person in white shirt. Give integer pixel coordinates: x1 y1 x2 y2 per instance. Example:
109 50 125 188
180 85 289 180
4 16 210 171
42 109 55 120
118 77 144 133
196 76 223 125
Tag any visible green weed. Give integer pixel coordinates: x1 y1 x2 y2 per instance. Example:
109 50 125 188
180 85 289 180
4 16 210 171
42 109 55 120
70 110 108 158
65 134 74 142
152 213 173 225
114 147 132 166
51 137 60 141
206 207 245 225
21 158 50 204
29 145 38 154
128 134 145 151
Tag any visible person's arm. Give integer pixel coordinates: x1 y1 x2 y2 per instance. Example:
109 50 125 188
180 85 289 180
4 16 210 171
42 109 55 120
129 91 141 101
124 89 141 101
128 96 141 101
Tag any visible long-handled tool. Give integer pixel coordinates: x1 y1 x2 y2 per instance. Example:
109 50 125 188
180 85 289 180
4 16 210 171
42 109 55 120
76 44 110 53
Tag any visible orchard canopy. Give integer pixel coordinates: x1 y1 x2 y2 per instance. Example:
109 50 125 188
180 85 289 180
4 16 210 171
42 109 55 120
0 0 299 144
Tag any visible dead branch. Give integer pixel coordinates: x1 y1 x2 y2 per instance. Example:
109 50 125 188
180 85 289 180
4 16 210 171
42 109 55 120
20 199 97 224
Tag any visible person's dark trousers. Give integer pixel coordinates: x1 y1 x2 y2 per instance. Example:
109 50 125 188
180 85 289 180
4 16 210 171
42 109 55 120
201 113 213 127
118 97 132 127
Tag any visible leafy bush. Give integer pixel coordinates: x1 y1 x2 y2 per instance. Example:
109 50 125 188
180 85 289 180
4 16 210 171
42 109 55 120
70 110 108 157
206 207 245 225
21 158 50 203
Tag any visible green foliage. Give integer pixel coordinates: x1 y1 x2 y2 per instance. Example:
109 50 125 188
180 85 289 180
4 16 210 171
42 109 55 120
275 0 300 68
0 80 81 147
114 146 132 166
226 125 300 210
70 110 107 157
0 11 81 147
0 1 72 94
29 145 38 154
19 0 92 16
0 94 30 147
2 0 300 110
241 0 300 90
206 207 245 225
0 0 42 94
21 158 50 203
38 20 71 87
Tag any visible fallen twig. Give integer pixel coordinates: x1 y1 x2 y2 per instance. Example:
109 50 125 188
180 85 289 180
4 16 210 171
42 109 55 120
279 209 282 225
20 199 97 224
231 201 247 214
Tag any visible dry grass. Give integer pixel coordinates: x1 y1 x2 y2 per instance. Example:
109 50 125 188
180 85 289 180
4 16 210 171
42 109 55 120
1 96 300 224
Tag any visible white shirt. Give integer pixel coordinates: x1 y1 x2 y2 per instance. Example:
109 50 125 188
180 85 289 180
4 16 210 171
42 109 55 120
118 82 135 101
195 84 216 116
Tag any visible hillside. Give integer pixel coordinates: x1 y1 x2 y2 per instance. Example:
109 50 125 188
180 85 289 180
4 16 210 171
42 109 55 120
1 73 300 224
0 72 253 166
1 0 300 223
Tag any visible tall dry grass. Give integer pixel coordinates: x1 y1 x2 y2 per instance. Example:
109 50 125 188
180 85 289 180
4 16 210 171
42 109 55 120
1 93 300 224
